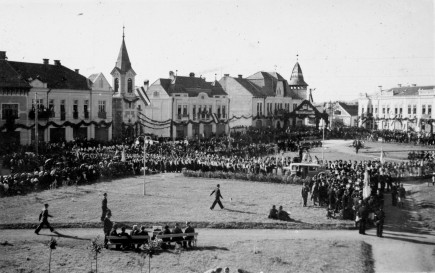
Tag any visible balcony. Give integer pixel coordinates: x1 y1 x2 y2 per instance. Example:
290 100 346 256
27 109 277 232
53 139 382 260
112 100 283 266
98 111 106 119
28 108 52 120
73 111 79 119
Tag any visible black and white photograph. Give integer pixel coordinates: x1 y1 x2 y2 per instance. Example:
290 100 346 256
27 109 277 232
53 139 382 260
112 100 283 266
0 0 434 272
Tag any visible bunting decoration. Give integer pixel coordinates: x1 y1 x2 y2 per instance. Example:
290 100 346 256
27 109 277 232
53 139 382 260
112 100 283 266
0 120 112 131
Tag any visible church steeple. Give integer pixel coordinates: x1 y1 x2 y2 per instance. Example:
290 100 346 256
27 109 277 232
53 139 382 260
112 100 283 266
115 26 132 73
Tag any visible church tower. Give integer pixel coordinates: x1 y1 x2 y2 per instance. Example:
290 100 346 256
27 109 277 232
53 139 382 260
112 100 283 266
288 60 309 101
111 27 137 139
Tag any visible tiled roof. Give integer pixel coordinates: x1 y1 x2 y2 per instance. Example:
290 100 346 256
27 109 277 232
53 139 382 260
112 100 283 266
289 62 308 86
245 71 287 97
338 102 358 116
0 60 31 89
157 76 227 97
6 61 90 90
386 85 435 96
233 77 265 97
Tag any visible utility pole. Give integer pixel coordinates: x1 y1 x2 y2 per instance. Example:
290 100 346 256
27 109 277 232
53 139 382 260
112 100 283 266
35 92 38 155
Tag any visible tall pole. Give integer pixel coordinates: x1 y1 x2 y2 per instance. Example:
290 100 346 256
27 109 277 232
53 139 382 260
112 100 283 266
143 136 147 195
322 122 325 162
35 92 38 155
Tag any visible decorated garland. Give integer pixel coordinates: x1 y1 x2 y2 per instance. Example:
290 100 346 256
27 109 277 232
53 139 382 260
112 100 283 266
137 112 172 124
138 116 172 128
0 120 112 131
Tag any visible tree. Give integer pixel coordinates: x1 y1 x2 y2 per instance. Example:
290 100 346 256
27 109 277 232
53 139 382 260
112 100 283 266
88 236 103 273
47 238 57 273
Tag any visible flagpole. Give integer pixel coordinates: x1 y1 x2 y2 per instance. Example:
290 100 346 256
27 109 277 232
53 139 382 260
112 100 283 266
35 92 38 155
143 138 146 195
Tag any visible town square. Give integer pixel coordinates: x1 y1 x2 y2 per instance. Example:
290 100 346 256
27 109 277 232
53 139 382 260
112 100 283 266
0 0 434 272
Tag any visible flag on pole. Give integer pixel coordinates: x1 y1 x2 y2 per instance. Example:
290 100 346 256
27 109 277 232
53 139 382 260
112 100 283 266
212 113 219 123
136 86 151 106
363 169 371 199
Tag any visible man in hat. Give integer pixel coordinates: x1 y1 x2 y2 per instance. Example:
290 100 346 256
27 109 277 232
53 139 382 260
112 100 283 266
101 193 108 221
210 184 224 210
35 204 54 235
374 207 385 237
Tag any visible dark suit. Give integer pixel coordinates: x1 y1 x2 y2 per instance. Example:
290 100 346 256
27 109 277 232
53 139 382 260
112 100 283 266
183 226 195 248
375 209 385 237
35 209 54 234
210 187 224 210
358 205 368 234
101 197 108 221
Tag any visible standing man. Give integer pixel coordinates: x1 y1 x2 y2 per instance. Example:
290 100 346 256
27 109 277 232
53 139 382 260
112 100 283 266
398 184 406 208
101 193 108 221
375 207 385 237
183 222 195 249
301 183 309 207
103 214 113 248
35 204 54 235
210 184 224 210
357 201 368 235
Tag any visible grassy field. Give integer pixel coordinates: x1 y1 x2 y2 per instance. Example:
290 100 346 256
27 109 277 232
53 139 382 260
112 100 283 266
0 232 373 273
0 173 352 229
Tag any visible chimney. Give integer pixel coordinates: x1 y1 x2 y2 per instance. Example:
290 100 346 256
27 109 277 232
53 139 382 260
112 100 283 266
143 80 149 89
224 74 230 77
0 51 7 60
238 74 243 78
378 85 382 91
412 84 417 87
43 59 49 65
398 84 402 87
189 72 195 77
54 60 61 66
75 69 80 73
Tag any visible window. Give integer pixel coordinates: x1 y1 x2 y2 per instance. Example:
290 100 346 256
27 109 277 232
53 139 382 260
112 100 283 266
222 105 226 118
84 100 89 119
382 107 385 114
32 99 43 109
193 105 196 120
208 105 212 115
217 105 221 118
98 100 106 113
361 108 365 113
395 108 398 115
429 105 432 116
114 78 119 92
128 78 133 93
375 107 378 114
183 105 188 116
422 105 426 115
399 108 403 114
153 91 159 97
49 99 55 117
386 107 389 114
257 102 263 116
408 105 411 114
60 100 66 120
178 105 182 118
413 105 417 115
2 104 18 120
293 103 297 111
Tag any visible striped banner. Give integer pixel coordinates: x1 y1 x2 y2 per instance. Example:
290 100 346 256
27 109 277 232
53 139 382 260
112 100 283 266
136 86 151 106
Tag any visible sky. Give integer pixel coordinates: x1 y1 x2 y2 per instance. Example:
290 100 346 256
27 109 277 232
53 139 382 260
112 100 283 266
1 0 434 103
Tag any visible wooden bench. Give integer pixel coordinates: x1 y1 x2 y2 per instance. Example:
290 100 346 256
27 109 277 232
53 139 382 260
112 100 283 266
106 235 150 250
156 232 199 247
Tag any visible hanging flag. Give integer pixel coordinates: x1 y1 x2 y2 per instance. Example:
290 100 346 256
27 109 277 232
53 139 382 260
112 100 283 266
212 113 219 123
362 169 371 199
136 86 151 106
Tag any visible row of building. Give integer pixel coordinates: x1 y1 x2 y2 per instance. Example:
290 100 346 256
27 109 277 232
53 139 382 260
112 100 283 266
2 33 432 146
1 33 327 145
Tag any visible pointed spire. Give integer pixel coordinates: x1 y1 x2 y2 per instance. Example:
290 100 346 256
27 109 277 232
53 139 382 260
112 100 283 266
115 26 132 73
289 61 308 86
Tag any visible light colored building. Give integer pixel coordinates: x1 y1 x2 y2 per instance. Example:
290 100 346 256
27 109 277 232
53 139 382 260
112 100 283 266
219 62 325 130
358 84 435 133
142 71 229 139
328 101 359 127
0 51 113 145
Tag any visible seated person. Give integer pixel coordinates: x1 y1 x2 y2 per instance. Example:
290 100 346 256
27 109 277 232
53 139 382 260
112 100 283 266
110 225 118 236
268 205 278 219
135 225 149 248
118 226 132 250
130 225 140 236
161 225 171 249
183 222 195 249
277 206 291 221
171 223 183 246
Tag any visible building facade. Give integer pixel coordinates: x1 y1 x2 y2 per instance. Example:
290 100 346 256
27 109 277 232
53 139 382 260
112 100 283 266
0 51 113 145
331 102 358 127
219 62 325 130
142 72 229 139
358 84 435 133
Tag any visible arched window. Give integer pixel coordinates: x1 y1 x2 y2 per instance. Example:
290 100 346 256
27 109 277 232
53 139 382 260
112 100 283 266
114 78 119 92
128 78 133 93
